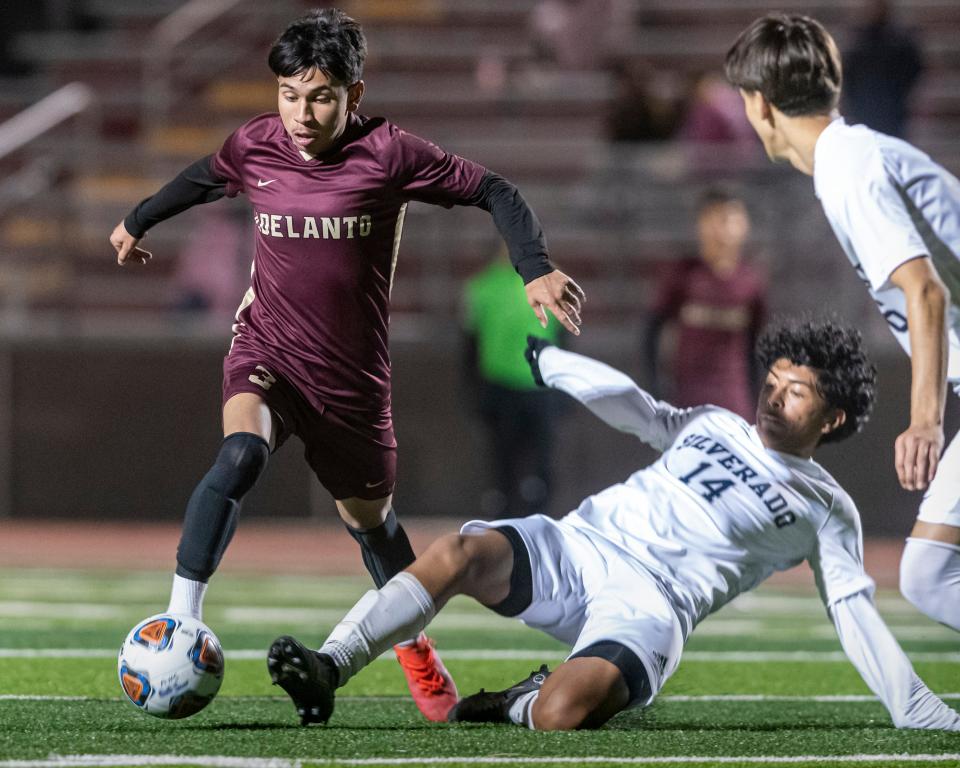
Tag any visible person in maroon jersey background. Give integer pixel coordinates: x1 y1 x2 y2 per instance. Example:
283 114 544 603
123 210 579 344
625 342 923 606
643 187 766 420
108 7 585 725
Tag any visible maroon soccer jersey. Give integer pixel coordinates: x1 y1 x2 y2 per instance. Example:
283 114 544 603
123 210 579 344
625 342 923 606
651 258 767 419
211 112 486 420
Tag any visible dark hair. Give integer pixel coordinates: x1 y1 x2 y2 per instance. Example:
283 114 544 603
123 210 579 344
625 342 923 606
756 318 876 444
268 8 366 84
724 14 841 116
696 185 745 216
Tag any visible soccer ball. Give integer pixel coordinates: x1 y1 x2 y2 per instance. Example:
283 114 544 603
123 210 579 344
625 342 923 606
118 613 225 719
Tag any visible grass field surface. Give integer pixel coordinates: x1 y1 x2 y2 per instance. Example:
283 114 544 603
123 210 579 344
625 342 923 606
0 567 957 768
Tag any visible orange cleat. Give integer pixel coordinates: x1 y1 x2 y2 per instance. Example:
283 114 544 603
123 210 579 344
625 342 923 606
394 633 458 722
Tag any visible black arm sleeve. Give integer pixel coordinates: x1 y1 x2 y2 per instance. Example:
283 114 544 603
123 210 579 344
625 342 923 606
123 155 228 238
466 171 554 284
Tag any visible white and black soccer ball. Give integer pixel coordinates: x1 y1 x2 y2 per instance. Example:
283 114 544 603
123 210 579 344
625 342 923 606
118 613 224 719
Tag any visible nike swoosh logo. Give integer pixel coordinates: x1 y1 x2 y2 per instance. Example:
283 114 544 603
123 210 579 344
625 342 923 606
365 480 385 488
257 178 278 187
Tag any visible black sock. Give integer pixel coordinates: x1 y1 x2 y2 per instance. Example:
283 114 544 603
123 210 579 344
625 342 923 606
176 432 269 581
345 508 416 588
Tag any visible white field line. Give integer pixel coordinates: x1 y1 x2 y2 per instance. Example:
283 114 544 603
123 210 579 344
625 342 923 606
0 589 926 616
683 651 960 662
0 602 125 619
2 648 958 663
4 693 960 703
221 607 519 629
2 753 960 767
0 599 933 623
0 603 516 631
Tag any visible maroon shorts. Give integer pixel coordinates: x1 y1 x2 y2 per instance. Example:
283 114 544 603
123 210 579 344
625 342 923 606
222 351 397 501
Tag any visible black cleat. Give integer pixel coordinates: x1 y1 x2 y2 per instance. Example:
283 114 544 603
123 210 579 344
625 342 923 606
447 664 550 724
267 635 337 725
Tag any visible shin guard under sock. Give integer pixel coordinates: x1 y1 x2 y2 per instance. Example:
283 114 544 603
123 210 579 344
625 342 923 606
345 508 416 588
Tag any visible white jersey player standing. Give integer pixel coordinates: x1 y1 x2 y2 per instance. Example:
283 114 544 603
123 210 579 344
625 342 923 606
265 322 959 732
726 13 960 632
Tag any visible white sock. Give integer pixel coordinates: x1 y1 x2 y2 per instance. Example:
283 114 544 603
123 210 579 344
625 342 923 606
508 690 539 729
167 574 208 620
318 571 435 687
900 537 960 631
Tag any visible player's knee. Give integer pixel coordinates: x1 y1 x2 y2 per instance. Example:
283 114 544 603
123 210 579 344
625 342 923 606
425 533 475 583
531 687 596 731
210 432 269 499
427 532 506 601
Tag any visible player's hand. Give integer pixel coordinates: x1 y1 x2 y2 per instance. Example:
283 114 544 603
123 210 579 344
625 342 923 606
524 335 553 387
524 270 585 336
895 422 944 491
110 221 153 266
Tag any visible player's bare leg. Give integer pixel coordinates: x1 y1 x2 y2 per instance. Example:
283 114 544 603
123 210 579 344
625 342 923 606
408 530 514 609
530 658 630 730
392 528 514 721
269 530 514 724
319 503 511 722
338 495 462 720
910 521 960 546
449 652 632 730
222 392 275 444
168 393 274 620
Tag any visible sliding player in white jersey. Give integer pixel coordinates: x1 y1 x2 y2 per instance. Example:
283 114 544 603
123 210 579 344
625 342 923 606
726 14 960 632
266 320 960 731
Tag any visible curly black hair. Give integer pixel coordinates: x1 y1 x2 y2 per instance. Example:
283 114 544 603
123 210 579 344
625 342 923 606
756 318 877 444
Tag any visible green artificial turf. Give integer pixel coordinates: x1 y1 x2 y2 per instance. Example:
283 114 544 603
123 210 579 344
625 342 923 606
0 568 957 768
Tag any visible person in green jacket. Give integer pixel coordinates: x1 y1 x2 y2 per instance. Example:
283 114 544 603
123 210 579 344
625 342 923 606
464 249 563 519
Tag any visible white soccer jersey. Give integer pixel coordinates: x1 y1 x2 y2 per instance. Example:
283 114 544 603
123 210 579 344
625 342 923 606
538 347 873 638
813 117 960 382
529 347 960 730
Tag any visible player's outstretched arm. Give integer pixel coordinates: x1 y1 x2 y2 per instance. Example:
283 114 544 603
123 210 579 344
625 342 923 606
527 337 695 451
889 257 948 491
109 154 229 266
830 591 960 730
467 172 585 335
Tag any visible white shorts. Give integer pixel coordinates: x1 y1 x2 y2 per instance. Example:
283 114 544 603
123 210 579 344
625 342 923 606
916 388 960 527
462 514 684 706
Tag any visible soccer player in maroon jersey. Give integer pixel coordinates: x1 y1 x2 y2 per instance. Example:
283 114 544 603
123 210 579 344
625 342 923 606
644 188 767 420
108 8 585 725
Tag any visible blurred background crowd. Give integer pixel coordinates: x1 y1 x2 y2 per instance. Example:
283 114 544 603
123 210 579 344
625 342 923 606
0 0 955 534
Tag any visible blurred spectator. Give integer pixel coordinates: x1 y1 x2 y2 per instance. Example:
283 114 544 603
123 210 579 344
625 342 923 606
643 187 766 420
607 58 682 142
475 46 508 96
676 72 758 172
170 204 252 320
528 0 632 69
844 0 923 138
678 71 756 144
463 249 562 519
